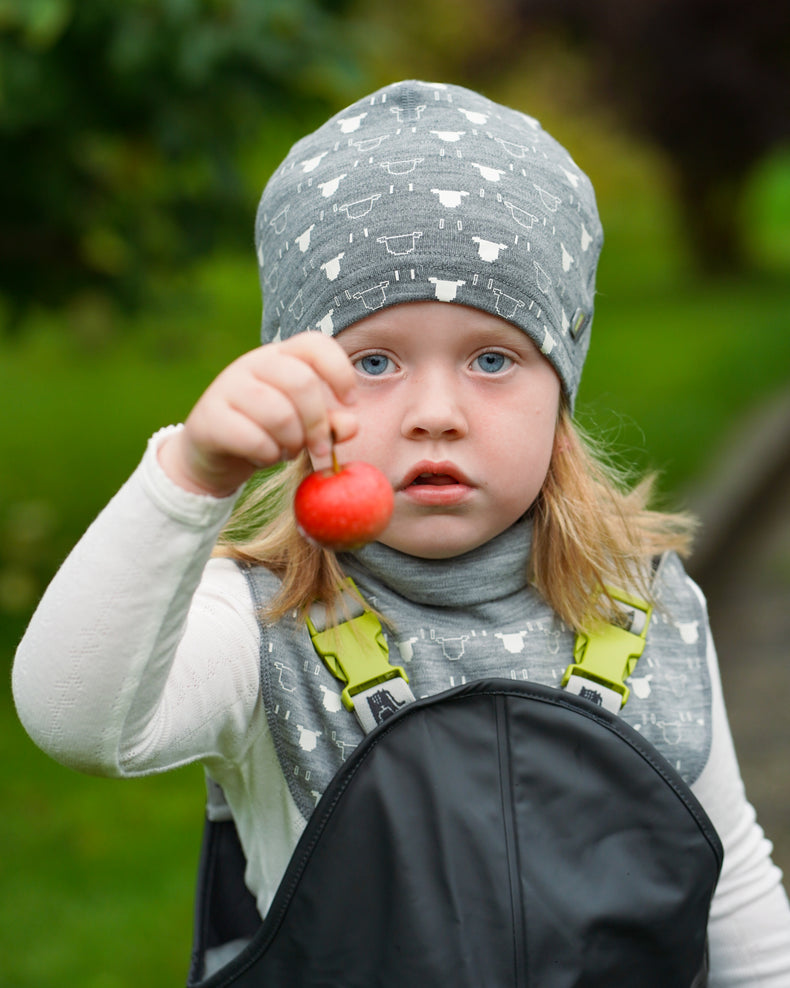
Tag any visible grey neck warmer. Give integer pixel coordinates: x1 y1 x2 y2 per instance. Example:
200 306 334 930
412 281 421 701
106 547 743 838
255 80 604 407
346 515 532 607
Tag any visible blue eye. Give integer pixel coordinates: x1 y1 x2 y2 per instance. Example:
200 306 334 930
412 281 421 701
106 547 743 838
474 352 511 373
356 353 394 376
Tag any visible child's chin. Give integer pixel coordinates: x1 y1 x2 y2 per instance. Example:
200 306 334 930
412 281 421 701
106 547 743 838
379 526 494 560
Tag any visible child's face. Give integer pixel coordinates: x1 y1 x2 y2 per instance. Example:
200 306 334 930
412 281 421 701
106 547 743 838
324 301 560 559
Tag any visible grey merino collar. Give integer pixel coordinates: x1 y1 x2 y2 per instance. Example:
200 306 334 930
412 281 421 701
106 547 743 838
343 517 532 608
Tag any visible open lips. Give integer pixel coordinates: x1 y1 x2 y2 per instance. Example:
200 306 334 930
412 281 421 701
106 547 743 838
410 473 459 486
399 462 473 489
398 462 474 507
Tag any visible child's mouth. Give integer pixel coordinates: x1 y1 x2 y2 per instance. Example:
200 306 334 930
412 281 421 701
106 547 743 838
400 462 472 490
411 473 459 487
400 464 473 506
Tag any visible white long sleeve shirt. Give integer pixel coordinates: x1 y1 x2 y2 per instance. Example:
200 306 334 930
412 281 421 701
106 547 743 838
12 428 790 985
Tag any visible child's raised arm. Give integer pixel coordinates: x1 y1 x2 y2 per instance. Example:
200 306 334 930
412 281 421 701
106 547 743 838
12 332 358 776
159 333 358 497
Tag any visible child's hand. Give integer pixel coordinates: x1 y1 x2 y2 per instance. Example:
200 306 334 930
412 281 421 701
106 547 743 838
158 334 358 497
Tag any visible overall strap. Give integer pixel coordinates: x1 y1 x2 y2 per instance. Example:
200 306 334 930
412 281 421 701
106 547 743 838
306 580 414 733
561 587 653 714
309 579 654 732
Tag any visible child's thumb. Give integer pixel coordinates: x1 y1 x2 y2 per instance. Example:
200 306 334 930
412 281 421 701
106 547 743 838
327 409 358 446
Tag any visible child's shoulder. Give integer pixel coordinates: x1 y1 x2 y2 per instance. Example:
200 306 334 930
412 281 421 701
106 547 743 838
214 557 291 617
642 552 712 710
652 551 708 620
620 552 714 785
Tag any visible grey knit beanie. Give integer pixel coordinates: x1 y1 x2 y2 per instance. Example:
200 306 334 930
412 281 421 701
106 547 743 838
255 80 603 406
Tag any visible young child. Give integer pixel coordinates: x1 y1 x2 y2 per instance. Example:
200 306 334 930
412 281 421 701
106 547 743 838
13 81 790 985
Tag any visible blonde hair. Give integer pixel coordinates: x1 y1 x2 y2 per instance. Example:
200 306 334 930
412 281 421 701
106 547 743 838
531 409 695 630
214 407 695 632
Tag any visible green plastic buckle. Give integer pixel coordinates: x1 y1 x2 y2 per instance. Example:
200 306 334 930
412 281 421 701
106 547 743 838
562 588 653 709
306 607 410 713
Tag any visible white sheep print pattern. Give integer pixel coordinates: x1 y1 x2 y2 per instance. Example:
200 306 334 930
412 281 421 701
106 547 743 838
254 80 604 404
246 552 713 822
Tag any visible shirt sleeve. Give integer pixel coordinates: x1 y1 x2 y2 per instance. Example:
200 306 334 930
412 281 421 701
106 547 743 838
689 580 790 985
11 427 266 777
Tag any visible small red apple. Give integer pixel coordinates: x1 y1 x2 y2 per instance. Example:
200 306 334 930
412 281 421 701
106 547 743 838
294 447 394 551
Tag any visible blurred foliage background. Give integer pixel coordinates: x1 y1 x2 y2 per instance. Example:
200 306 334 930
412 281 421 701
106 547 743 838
1 0 789 983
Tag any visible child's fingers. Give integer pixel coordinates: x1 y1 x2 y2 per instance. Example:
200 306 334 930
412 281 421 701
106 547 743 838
305 408 360 471
222 367 312 458
225 381 309 461
242 335 356 457
327 408 358 445
274 333 357 406
166 334 358 496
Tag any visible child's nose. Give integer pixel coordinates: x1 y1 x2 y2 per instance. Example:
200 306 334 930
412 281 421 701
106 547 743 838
400 371 469 440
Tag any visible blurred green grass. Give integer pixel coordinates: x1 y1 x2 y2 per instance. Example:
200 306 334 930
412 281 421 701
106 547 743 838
1 143 788 984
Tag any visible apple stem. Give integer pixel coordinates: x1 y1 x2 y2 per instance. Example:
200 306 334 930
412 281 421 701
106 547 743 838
330 429 340 474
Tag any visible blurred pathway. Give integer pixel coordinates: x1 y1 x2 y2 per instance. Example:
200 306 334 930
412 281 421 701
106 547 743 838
688 392 790 882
